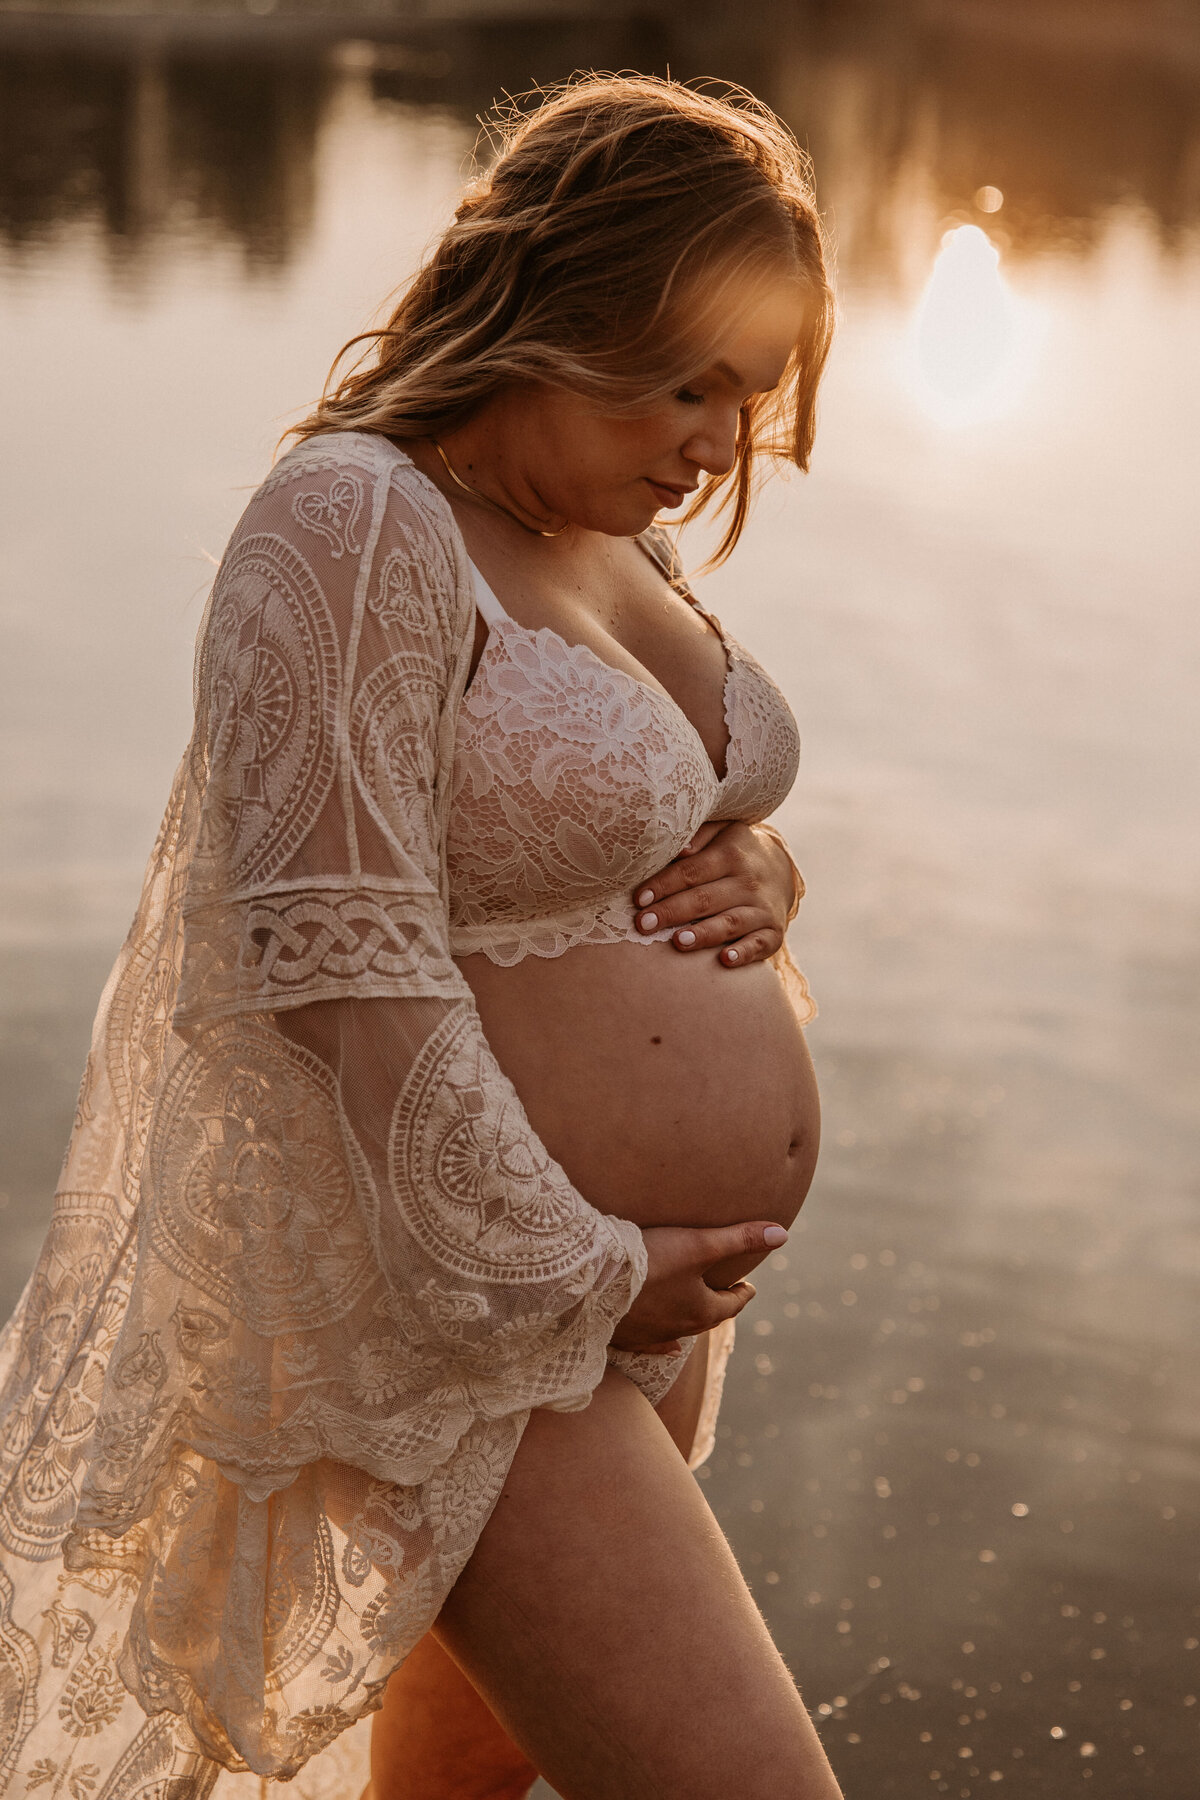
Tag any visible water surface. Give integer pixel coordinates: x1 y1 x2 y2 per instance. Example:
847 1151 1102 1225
1 14 1197 1795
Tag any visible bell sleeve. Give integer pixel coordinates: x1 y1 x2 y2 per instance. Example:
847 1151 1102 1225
154 440 647 1503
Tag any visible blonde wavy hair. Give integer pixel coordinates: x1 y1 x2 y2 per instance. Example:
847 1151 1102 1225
291 72 835 562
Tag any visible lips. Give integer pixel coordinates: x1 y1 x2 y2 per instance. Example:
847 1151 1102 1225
645 479 696 507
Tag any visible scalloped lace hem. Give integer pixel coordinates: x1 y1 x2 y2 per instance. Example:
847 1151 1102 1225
449 901 817 1024
448 897 679 965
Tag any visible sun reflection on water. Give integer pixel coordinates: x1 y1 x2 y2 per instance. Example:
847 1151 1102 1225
905 224 1044 427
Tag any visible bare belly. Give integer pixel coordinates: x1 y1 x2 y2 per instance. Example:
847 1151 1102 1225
457 941 820 1288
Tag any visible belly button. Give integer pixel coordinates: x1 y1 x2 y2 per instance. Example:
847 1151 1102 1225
650 1035 662 1046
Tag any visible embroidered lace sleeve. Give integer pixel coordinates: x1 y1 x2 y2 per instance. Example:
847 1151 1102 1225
0 435 647 1786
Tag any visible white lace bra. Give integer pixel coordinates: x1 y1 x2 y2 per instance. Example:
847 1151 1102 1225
445 541 801 965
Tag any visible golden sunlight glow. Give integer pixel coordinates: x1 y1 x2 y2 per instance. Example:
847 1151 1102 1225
903 225 1042 427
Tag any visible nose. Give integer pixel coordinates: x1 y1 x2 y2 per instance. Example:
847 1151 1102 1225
682 403 741 480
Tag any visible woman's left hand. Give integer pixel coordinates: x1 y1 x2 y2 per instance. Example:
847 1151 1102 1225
631 820 802 969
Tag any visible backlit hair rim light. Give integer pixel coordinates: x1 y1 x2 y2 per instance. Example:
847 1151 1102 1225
290 72 837 564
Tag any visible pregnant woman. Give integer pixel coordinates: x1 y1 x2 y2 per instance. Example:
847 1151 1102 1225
0 75 839 1800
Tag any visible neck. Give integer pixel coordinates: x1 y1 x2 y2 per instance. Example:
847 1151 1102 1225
434 399 567 538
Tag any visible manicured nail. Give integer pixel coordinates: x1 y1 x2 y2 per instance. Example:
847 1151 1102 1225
725 947 739 963
677 929 696 947
636 888 654 906
639 912 658 931
763 1225 788 1248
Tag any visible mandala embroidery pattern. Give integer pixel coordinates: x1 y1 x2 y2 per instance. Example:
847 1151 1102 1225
190 532 340 895
144 1018 375 1336
388 1007 600 1285
0 1200 131 1563
349 650 444 884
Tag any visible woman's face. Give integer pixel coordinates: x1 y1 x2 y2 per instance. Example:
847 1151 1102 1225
509 284 808 537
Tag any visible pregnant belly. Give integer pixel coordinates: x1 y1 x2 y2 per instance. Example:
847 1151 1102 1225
457 940 820 1283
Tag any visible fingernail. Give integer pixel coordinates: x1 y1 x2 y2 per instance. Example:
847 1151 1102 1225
763 1225 788 1248
677 929 696 947
636 888 654 906
639 911 658 931
725 947 739 963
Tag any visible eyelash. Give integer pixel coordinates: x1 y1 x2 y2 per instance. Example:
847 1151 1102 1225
675 388 705 406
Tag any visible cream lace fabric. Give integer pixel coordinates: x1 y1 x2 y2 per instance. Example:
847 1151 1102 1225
0 433 729 1794
446 557 806 971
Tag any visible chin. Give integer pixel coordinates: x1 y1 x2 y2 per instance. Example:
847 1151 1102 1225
625 492 671 534
573 497 659 536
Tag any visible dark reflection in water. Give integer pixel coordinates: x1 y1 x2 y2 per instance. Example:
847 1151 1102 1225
0 11 1198 278
0 38 325 267
788 17 1200 271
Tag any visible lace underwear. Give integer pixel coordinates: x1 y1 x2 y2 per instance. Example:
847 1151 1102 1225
445 547 801 965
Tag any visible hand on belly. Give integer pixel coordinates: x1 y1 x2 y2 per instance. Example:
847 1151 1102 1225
459 940 821 1265
610 1219 791 1353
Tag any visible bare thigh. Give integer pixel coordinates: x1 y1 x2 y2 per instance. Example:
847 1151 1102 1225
433 1367 843 1800
650 1333 710 1461
367 1340 710 1800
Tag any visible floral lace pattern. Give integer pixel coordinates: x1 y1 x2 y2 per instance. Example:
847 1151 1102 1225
445 589 803 969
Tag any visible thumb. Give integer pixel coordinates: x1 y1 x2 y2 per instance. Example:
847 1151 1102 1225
707 1279 757 1324
677 819 724 859
699 1220 788 1267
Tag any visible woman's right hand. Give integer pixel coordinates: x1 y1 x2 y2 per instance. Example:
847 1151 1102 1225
609 1221 788 1353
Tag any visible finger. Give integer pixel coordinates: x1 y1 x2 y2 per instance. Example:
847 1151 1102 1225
670 830 748 889
677 819 727 860
631 822 734 910
717 925 785 969
701 1280 757 1327
696 1221 788 1268
635 878 756 936
669 906 782 954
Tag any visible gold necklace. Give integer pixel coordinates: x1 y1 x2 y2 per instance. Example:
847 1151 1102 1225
431 438 570 538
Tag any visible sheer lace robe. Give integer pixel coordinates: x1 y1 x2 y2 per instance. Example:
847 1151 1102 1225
0 434 729 1796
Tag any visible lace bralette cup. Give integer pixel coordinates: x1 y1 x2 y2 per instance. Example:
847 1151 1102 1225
445 543 802 967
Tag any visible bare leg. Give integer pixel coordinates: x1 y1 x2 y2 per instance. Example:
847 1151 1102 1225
433 1367 842 1800
368 1342 712 1798
648 1332 711 1462
368 1631 539 1800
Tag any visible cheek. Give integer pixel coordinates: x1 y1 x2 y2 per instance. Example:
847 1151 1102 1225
539 402 681 498
591 418 682 483
554 439 633 494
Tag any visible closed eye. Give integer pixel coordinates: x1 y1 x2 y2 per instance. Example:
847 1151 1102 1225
675 388 705 406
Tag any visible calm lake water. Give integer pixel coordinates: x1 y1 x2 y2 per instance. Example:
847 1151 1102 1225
1 11 1198 1796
